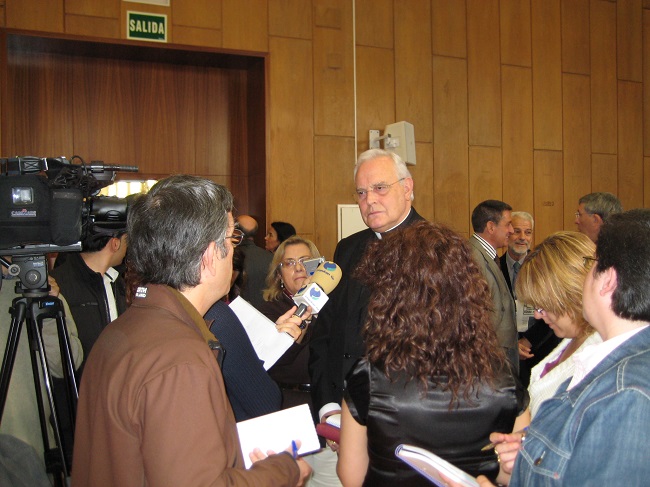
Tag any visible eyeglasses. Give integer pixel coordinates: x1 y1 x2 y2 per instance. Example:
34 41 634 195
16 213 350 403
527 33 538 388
582 256 598 269
227 229 244 247
354 178 405 202
279 257 310 269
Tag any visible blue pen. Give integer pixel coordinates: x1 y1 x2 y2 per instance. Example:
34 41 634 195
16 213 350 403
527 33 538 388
291 440 298 459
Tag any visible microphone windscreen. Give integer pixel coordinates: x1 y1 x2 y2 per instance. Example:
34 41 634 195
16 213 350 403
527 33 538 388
310 261 342 295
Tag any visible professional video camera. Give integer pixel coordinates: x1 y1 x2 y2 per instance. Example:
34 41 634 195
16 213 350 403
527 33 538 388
1 155 138 295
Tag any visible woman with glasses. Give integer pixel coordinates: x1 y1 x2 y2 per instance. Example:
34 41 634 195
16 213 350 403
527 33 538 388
337 221 523 487
511 231 602 430
259 235 321 411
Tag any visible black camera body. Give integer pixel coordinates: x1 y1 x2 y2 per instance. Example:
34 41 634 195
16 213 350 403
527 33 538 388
1 156 138 295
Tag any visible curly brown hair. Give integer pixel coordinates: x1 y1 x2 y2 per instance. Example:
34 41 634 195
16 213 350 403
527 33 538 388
354 221 505 405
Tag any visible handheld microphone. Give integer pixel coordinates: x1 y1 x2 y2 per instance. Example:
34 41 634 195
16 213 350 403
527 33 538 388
292 261 342 320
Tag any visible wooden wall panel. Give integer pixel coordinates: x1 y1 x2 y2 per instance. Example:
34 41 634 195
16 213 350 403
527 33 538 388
532 0 563 150
643 9 650 156
222 0 268 52
65 0 119 18
355 0 393 48
314 136 356 260
502 65 534 213
268 37 314 233
133 63 197 175
65 14 120 39
592 153 618 194
562 74 592 230
172 27 222 48
432 0 466 58
618 80 644 209
533 150 564 239
591 0 617 154
3 50 74 155
433 56 469 234
70 56 138 169
6 0 64 32
468 0 500 147
355 45 395 153
469 146 502 210
173 0 222 29
269 0 311 39
617 0 643 82
409 142 434 222
500 0 531 67
313 0 354 137
394 0 433 143
562 0 590 75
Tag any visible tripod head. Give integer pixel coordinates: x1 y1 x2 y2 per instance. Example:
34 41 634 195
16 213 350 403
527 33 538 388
1 244 80 298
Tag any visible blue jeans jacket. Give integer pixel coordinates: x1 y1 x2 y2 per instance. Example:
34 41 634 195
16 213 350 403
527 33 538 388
510 326 650 486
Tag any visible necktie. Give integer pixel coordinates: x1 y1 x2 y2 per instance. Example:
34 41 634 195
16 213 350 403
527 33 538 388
512 261 521 294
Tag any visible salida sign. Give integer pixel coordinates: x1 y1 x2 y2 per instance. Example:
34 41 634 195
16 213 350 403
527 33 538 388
127 11 167 42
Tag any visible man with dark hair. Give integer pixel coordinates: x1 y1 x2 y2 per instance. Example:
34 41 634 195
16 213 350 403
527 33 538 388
237 214 272 309
479 209 650 486
51 229 128 369
574 191 623 242
71 175 310 487
469 200 518 372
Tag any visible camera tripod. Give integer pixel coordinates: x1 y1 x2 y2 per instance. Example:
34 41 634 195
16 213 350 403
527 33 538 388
0 258 79 487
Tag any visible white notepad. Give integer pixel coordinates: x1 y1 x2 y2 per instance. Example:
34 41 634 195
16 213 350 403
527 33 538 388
237 404 321 469
395 444 479 487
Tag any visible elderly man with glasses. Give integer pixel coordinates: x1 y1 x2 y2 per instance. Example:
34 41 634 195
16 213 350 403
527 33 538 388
309 149 425 456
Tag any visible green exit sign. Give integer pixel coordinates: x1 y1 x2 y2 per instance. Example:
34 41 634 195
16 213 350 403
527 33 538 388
127 11 167 43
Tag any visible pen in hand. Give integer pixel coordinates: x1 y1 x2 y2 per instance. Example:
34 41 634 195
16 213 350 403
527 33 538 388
480 427 528 451
292 440 298 459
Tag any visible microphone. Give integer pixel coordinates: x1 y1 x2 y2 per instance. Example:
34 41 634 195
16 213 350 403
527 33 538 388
292 261 342 320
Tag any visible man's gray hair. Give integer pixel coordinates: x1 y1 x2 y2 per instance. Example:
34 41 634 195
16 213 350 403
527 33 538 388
511 211 534 229
354 148 414 201
127 175 234 291
579 192 623 221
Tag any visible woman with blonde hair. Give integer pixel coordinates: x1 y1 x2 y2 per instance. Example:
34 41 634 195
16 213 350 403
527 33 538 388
513 231 602 427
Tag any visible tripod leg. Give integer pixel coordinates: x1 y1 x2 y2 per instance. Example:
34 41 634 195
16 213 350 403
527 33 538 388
0 300 27 419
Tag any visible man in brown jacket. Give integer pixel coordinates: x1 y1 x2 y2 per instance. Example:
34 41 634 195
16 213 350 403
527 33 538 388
71 175 310 487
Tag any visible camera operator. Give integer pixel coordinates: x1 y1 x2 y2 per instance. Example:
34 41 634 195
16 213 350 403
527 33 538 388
50 218 128 461
0 264 82 484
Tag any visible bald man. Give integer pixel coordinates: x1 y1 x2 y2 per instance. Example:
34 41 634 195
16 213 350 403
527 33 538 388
237 215 273 309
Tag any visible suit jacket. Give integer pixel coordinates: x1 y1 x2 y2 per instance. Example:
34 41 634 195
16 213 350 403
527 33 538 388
469 236 518 362
309 208 424 414
238 239 273 310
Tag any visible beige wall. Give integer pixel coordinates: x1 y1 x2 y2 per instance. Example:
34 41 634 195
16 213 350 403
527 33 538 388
1 0 649 259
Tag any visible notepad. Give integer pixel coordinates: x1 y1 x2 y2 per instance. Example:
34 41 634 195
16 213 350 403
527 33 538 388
395 444 479 487
237 404 321 468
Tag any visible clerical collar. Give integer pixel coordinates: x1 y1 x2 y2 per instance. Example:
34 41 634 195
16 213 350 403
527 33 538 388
374 208 413 239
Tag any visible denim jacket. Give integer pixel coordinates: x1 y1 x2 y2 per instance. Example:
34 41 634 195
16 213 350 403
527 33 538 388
510 326 650 486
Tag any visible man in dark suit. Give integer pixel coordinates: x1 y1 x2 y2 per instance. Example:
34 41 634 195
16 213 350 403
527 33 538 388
468 200 518 373
499 211 560 387
236 215 272 310
309 148 424 436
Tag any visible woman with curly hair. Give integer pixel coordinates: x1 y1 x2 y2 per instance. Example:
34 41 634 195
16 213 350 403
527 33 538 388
337 221 524 487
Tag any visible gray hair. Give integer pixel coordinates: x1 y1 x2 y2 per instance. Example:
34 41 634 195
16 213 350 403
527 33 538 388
511 211 534 229
127 175 234 291
579 192 623 221
354 148 414 201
